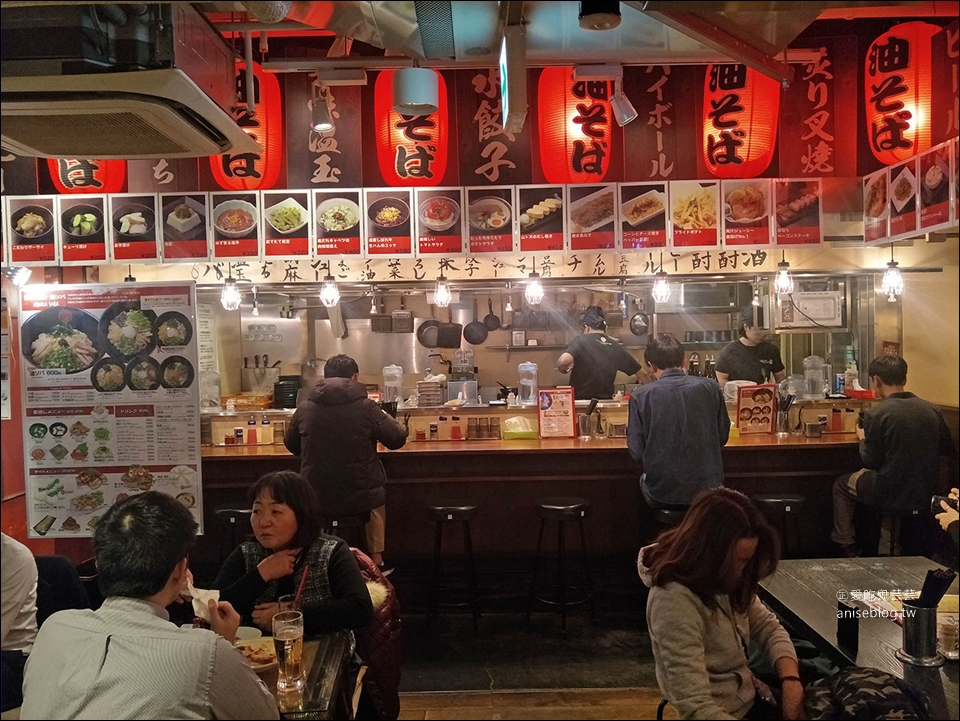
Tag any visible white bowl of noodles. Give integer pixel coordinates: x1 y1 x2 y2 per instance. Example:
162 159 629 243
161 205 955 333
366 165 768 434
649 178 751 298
22 307 101 374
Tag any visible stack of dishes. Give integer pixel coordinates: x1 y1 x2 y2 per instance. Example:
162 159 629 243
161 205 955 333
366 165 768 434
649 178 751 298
273 377 301 409
416 381 444 407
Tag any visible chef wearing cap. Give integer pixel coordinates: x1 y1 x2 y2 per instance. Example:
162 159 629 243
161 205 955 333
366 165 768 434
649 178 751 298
715 305 786 386
557 306 643 400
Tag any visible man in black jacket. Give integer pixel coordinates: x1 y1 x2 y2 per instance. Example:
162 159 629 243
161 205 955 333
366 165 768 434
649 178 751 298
285 354 408 575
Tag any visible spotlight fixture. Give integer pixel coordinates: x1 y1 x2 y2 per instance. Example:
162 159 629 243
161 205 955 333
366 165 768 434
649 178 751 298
881 245 904 302
220 270 241 311
610 76 637 126
524 258 545 306
124 265 136 283
651 253 671 304
774 250 794 296
578 1 621 31
319 274 341 307
392 67 439 115
1 266 31 287
433 276 452 308
251 285 260 316
370 290 377 315
311 90 334 133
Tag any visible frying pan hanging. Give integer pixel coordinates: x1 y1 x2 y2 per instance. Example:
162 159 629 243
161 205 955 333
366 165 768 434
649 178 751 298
629 311 649 336
483 297 500 331
463 299 489 345
436 307 463 348
416 304 440 348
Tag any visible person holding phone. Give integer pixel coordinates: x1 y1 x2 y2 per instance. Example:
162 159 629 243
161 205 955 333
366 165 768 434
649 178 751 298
935 488 959 546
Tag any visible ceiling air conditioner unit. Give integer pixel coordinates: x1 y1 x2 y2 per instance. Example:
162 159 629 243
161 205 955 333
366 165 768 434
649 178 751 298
0 4 260 159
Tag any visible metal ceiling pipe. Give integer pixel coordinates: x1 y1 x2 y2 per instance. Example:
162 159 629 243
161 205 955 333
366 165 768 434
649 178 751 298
243 31 256 119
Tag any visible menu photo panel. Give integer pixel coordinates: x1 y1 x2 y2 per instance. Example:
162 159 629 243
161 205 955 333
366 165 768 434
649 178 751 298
465 186 516 254
56 195 108 265
567 184 618 251
261 190 312 260
414 187 466 256
669 180 720 249
211 191 261 261
721 179 772 247
314 188 363 257
918 142 951 230
620 183 668 250
774 179 823 245
107 193 161 263
887 159 918 239
7 195 59 266
517 185 566 253
363 188 414 257
160 193 211 262
862 169 889 245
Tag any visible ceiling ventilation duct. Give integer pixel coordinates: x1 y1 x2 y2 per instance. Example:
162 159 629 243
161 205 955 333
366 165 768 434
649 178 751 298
0 3 261 158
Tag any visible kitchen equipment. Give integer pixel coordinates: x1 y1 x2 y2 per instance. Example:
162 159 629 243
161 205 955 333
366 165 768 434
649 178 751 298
483 297 500 331
629 311 649 336
463 299 489 345
391 295 413 333
372 313 393 333
518 361 538 406
498 293 512 330
803 355 826 399
447 380 479 404
417 304 440 348
605 309 624 328
803 421 822 438
496 381 518 401
241 367 280 393
382 364 404 403
435 307 463 349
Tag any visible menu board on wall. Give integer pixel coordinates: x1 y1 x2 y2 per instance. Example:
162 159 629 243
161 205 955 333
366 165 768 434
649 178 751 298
19 282 202 538
537 386 575 438
414 187 466 255
517 185 565 253
211 191 260 260
465 186 515 254
57 195 107 265
260 190 312 260
721 180 772 247
862 170 888 244
6 196 59 266
918 142 951 230
160 193 211 261
620 183 668 249
887 160 918 239
567 184 618 251
363 188 413 256
669 180 720 248
314 188 362 256
107 193 161 263
774 179 823 245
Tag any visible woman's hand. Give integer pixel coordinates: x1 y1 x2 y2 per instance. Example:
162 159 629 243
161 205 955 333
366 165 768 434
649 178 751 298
780 679 805 720
208 599 241 644
256 548 300 583
252 602 282 632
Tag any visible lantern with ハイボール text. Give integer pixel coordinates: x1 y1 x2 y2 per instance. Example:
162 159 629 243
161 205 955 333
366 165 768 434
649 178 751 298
48 158 126 194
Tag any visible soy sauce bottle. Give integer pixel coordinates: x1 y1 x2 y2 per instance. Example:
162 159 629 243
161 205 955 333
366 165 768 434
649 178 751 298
688 353 701 377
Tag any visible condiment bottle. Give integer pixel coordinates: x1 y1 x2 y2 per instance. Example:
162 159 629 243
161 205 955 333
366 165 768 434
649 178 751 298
831 407 842 432
260 415 273 444
246 415 258 444
688 353 701 377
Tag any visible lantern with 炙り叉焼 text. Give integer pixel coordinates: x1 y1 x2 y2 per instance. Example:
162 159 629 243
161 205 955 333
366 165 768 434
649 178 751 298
210 61 283 190
864 21 938 165
374 69 448 187
538 67 613 184
48 159 126 194
702 64 780 178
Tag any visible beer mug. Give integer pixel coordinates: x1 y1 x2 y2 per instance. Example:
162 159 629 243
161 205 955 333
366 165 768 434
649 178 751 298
273 610 304 691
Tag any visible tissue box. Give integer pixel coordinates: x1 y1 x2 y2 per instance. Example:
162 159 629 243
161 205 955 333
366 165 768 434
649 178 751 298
845 389 875 399
501 429 539 440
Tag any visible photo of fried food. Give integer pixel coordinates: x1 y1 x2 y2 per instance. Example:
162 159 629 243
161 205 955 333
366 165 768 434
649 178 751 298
725 185 766 222
865 177 887 218
672 189 717 230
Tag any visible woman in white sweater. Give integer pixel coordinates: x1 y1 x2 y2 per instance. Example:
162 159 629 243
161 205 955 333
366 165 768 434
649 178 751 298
639 488 803 720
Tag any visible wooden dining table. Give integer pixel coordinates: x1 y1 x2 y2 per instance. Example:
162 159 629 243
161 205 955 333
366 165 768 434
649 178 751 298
758 557 958 719
260 631 354 720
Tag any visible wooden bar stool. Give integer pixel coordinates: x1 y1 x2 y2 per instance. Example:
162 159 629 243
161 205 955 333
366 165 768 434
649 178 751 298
526 497 596 635
319 512 370 551
213 507 252 562
752 494 806 558
426 500 481 633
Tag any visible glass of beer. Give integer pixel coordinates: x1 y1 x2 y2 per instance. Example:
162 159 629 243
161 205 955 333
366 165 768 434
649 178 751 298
272 610 304 691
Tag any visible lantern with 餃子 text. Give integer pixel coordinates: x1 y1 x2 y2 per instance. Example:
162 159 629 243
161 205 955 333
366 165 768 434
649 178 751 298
210 62 283 190
702 64 780 178
48 159 126 194
538 67 612 184
864 21 938 165
374 70 448 187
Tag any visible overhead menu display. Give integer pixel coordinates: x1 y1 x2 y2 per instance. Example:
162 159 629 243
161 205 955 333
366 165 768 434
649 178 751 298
20 282 202 539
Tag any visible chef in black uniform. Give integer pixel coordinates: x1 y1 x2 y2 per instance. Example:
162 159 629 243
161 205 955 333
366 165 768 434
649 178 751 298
557 306 643 400
715 306 786 386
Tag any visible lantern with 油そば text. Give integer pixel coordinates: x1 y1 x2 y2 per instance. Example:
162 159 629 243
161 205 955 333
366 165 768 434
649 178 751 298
48 159 126 194
864 21 938 165
538 67 613 184
210 62 283 190
702 64 780 178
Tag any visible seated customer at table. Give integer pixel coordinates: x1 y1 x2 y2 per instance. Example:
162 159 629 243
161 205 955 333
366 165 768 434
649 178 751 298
639 488 803 720
21 491 278 720
1 533 38 713
214 470 373 636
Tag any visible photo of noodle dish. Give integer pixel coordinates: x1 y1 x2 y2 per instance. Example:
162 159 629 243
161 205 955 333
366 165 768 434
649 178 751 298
91 359 125 392
125 356 161 391
153 312 193 348
22 307 101 374
160 356 194 389
99 301 157 360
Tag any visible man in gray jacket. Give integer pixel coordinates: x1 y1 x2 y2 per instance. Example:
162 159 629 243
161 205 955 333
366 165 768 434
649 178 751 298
285 354 408 574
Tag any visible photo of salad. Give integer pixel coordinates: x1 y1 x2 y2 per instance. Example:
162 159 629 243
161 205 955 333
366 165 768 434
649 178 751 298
160 356 194 389
317 198 360 233
94 427 111 442
22 307 101 374
100 301 157 360
70 443 89 462
153 311 193 347
91 358 126 392
34 478 67 503
93 446 113 462
29 423 47 439
125 356 160 391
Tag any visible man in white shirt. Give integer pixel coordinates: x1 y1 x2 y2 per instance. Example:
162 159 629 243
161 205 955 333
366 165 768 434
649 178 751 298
1 532 38 712
21 492 279 720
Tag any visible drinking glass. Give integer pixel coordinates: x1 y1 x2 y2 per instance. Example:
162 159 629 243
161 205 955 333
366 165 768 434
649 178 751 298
273 610 304 691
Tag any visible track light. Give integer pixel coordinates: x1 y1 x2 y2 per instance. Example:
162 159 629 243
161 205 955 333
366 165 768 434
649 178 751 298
578 1 621 30
1 267 31 287
610 77 637 126
370 291 377 315
524 258 545 306
774 250 794 296
220 271 241 311
392 67 439 115
319 274 340 307
123 265 136 283
882 246 903 302
311 90 334 132
433 276 452 308
651 253 671 304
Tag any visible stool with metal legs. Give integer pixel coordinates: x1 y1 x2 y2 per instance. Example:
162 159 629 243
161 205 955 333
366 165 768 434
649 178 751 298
752 494 806 558
426 500 480 633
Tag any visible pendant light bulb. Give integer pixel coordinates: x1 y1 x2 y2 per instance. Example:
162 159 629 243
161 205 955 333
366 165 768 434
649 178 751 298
311 91 334 133
524 272 545 306
319 274 341 308
882 260 904 302
370 294 377 315
651 271 671 304
774 251 794 296
433 276 452 308
220 276 241 311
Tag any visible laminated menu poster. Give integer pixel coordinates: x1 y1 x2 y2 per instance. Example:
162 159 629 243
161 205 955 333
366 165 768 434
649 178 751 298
918 142 951 230
887 160 918 239
364 188 414 256
160 193 211 261
721 180 772 247
567 184 617 251
314 188 363 256
107 194 161 263
537 386 575 438
20 282 202 538
669 180 720 249
736 384 775 434
262 191 312 259
6 196 59 266
620 183 668 249
517 185 566 253
774 179 823 245
211 191 260 260
465 186 516 254
57 195 107 265
862 169 889 245
414 187 466 255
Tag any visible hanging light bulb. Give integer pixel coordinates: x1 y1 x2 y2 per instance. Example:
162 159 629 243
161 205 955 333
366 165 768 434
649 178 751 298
319 274 340 307
882 246 903 302
524 258 545 305
433 275 452 308
504 283 514 312
370 291 377 315
651 253 671 304
220 271 241 311
774 250 794 296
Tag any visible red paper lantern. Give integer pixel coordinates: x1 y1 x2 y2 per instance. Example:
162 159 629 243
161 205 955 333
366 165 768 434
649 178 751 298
864 21 938 165
210 61 283 190
538 67 613 184
702 64 780 178
48 158 126 194
374 70 448 187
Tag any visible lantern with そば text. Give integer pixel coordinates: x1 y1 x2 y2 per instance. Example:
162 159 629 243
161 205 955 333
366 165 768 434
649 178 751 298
864 21 938 165
538 67 613 184
48 158 126 194
374 70 449 186
702 64 780 178
210 62 283 190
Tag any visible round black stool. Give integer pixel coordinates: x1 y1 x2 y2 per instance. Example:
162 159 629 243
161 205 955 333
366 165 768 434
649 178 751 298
213 508 253 562
880 508 923 557
752 494 806 558
319 512 370 551
526 497 596 635
426 500 480 633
